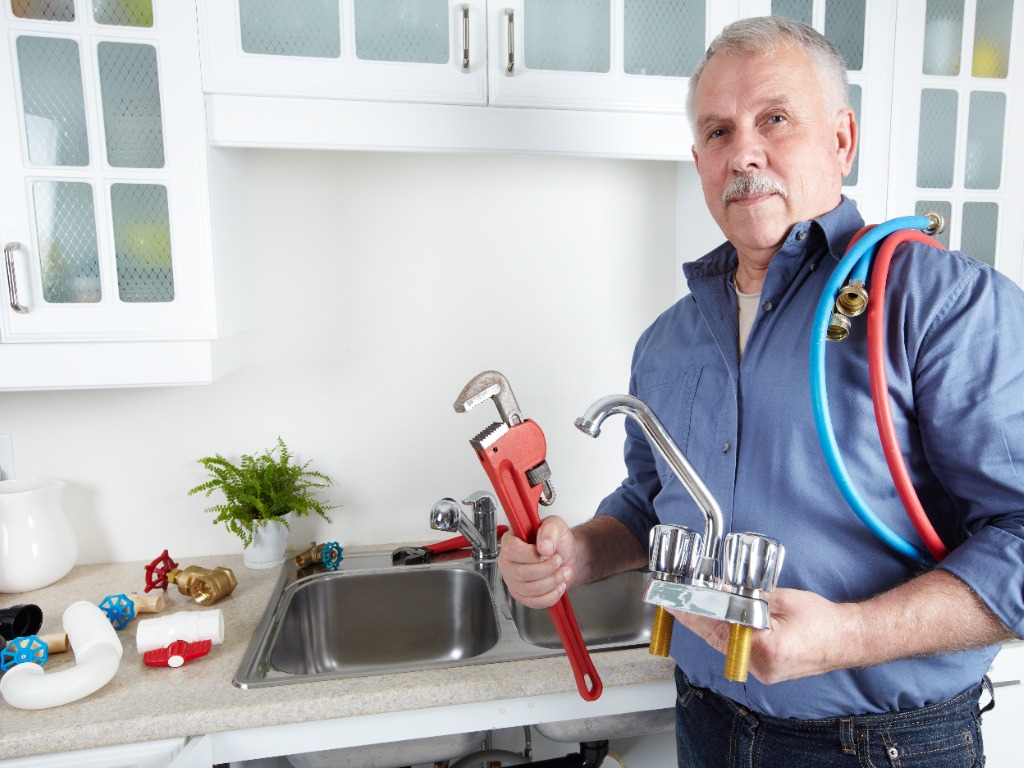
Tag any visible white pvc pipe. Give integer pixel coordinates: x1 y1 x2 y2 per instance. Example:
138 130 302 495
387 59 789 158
0 601 122 710
135 609 224 653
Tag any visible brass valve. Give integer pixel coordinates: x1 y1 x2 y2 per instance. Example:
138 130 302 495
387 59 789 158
166 565 237 606
294 541 343 570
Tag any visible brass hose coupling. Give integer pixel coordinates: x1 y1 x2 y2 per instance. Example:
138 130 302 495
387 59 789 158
835 279 869 318
166 566 237 606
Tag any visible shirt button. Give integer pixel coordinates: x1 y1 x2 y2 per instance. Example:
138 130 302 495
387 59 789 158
796 230 808 240
762 300 774 311
723 442 730 453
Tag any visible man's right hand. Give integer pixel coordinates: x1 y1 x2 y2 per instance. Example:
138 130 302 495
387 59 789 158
496 515 577 609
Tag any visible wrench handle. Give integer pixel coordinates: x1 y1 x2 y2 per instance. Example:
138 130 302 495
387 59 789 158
473 419 603 701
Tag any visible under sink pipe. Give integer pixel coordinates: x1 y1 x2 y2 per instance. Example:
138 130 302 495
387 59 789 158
0 601 122 710
448 740 610 768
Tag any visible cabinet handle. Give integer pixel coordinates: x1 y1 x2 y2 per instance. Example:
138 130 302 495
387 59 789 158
461 4 470 70
3 242 28 314
505 8 515 74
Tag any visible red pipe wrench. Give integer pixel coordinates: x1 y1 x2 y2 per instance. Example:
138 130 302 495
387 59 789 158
455 371 603 702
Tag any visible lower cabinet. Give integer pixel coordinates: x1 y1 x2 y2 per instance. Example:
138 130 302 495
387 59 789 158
0 738 184 768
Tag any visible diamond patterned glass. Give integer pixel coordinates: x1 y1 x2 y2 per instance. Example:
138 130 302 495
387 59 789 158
524 0 610 73
846 84 861 185
17 36 89 167
961 201 998 266
923 0 964 76
239 0 341 58
353 0 449 64
973 0 1013 78
11 0 74 21
623 0 704 77
771 0 812 25
915 200 952 249
824 0 866 70
916 88 957 188
98 42 164 169
111 184 174 303
92 0 154 27
965 91 1005 189
32 181 101 304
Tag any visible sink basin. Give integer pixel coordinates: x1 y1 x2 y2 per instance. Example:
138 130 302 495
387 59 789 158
507 571 654 649
234 549 654 689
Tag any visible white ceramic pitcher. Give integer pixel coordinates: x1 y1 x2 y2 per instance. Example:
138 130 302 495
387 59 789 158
0 478 78 593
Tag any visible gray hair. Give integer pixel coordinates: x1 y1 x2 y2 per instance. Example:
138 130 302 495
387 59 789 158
686 16 850 136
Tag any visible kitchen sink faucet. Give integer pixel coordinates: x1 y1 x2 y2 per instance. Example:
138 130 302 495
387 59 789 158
430 491 499 560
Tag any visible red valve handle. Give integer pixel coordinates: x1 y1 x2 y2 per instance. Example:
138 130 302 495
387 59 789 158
143 639 212 668
144 549 180 593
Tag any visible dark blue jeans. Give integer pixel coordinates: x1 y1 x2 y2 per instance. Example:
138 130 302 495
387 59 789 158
675 667 987 767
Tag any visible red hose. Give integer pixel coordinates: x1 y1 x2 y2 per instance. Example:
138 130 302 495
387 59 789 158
865 230 949 561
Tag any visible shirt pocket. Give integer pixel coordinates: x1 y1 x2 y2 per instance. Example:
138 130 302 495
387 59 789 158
635 365 703 484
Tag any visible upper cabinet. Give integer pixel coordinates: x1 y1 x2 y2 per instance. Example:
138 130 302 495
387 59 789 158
0 0 248 389
888 0 1023 287
198 0 765 159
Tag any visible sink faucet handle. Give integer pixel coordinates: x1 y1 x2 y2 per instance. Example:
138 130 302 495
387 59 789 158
722 532 785 595
461 490 497 516
649 524 702 580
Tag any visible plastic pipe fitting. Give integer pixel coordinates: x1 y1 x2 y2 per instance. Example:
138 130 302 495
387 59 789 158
0 603 43 642
0 601 122 710
135 609 225 653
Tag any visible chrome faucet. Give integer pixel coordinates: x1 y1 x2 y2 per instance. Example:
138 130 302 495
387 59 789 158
430 491 499 560
575 394 725 582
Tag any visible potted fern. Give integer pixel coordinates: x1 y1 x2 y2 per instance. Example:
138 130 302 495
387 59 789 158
188 437 337 569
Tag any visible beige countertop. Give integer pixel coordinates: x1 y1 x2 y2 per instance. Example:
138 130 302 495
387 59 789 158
0 550 676 762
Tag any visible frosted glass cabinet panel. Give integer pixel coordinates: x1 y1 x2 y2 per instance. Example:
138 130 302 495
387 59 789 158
0 0 213 343
890 0 1023 286
198 0 488 106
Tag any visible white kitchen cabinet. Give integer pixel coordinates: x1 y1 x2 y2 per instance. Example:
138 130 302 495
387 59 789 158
0 0 249 389
888 0 1024 287
983 642 1024 768
199 0 750 115
0 737 185 768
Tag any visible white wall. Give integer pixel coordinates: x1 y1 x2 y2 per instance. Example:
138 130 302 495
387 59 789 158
0 150 691 565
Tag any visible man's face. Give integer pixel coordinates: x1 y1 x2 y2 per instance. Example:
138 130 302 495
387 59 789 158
690 43 856 266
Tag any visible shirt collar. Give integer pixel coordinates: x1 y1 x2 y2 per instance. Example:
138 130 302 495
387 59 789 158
682 196 865 282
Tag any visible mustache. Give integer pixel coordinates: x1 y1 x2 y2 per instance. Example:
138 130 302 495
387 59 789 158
723 173 788 206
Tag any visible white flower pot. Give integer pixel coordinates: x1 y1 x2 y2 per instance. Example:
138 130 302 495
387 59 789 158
243 513 291 570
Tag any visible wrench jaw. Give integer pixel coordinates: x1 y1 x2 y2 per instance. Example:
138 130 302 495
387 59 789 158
454 370 525 426
469 422 509 452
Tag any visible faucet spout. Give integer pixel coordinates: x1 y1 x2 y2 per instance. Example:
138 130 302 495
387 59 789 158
430 492 499 560
575 394 725 580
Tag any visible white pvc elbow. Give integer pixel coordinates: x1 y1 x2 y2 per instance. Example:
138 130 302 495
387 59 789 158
0 601 123 710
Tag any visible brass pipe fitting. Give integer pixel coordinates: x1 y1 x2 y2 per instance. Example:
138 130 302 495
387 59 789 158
827 310 851 341
167 566 237 606
923 210 946 236
835 279 868 318
724 623 754 682
649 606 673 657
294 542 321 569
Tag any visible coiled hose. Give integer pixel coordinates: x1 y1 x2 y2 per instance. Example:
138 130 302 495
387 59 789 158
811 215 949 563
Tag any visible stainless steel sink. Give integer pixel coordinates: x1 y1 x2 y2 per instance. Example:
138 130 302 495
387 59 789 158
234 549 654 689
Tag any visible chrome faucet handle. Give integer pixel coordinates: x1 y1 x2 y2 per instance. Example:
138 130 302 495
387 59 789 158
461 490 496 517
649 524 701 581
722 532 785 595
429 498 461 533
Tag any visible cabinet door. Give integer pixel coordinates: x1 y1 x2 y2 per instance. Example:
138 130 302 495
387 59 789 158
888 0 1024 287
198 0 488 105
486 0 734 113
0 0 214 342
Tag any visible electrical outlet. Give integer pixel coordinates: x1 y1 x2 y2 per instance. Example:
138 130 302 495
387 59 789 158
0 433 14 480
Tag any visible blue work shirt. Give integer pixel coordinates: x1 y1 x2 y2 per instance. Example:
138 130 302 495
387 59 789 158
596 197 1024 719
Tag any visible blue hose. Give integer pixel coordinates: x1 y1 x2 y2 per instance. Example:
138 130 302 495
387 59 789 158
809 216 933 561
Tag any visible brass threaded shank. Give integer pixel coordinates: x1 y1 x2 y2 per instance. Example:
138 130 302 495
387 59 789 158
649 606 674 657
724 623 754 682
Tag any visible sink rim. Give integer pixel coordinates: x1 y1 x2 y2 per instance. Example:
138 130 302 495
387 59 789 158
234 548 652 689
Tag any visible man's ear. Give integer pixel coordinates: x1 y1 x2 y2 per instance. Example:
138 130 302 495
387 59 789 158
691 144 700 170
836 108 857 177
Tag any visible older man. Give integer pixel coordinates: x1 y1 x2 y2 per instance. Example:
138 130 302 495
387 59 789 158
498 16 1023 768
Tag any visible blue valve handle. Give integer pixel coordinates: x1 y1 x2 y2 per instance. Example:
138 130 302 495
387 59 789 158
321 542 343 570
99 593 136 630
1 635 49 670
